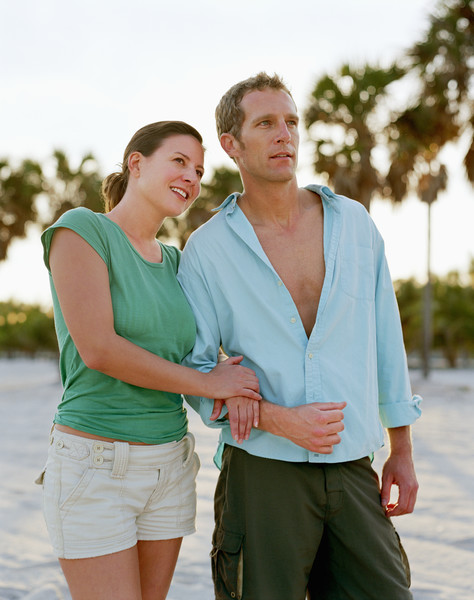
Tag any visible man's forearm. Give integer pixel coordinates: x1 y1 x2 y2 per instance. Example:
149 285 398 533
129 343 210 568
387 425 413 457
256 399 346 454
257 400 288 437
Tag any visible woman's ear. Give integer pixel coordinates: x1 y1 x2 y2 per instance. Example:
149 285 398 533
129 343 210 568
128 152 142 178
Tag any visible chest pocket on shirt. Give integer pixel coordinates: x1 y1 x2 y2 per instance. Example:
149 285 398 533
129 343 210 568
341 244 375 300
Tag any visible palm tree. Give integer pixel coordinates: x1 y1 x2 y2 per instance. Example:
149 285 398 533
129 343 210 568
42 150 104 226
304 63 405 212
386 0 473 375
0 158 44 261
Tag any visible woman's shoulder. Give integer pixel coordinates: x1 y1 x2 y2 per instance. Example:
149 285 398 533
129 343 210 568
51 206 103 229
41 208 110 270
160 242 181 269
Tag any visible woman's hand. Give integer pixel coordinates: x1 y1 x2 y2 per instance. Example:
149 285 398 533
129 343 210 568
207 356 260 401
208 356 261 443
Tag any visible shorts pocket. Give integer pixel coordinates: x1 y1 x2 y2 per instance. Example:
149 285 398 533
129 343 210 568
60 464 94 511
35 467 46 485
44 454 95 512
211 528 244 600
190 452 200 477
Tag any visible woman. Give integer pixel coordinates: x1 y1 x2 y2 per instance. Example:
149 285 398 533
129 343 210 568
38 121 260 600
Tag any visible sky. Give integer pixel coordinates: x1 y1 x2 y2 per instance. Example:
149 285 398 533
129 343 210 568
1 0 473 307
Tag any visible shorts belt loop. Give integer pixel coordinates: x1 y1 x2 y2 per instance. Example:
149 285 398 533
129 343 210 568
111 442 129 478
182 432 195 468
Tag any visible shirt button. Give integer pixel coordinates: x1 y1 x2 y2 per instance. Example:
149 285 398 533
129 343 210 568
277 280 283 286
290 317 296 323
308 353 313 359
93 455 104 466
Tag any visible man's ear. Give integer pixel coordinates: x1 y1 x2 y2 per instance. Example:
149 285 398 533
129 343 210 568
220 133 239 159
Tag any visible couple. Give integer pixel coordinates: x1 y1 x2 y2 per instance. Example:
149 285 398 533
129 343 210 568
39 72 421 600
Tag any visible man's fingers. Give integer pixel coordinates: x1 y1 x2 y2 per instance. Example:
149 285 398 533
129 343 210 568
318 402 347 411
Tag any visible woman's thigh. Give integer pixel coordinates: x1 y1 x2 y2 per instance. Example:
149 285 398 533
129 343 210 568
59 546 141 600
59 539 183 600
138 538 183 600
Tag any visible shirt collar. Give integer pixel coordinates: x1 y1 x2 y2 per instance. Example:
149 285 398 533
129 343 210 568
212 192 241 213
212 185 339 214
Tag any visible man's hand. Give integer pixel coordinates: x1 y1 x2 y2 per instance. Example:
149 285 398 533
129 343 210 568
259 400 346 454
381 426 419 517
210 396 260 444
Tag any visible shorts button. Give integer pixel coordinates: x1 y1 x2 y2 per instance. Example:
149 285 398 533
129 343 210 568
93 443 104 453
93 455 104 465
231 594 236 598
56 439 64 449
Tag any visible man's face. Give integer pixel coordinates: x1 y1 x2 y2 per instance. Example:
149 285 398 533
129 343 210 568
228 88 300 184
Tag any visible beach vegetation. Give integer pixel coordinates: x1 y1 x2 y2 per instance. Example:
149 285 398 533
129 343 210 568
0 302 57 357
395 265 474 368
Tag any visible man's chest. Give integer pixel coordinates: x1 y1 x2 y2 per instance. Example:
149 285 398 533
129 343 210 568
256 226 325 335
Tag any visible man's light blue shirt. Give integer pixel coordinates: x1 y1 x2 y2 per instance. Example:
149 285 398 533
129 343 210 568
178 185 421 464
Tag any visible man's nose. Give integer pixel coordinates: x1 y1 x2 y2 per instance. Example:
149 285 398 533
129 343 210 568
275 122 291 143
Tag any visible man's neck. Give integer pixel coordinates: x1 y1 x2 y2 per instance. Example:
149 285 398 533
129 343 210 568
238 178 304 229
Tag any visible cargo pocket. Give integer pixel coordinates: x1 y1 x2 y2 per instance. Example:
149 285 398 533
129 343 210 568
211 528 244 600
395 530 411 588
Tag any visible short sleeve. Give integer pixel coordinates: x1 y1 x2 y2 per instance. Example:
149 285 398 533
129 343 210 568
41 207 109 272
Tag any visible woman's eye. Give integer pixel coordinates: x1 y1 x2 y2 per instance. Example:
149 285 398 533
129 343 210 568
174 157 185 164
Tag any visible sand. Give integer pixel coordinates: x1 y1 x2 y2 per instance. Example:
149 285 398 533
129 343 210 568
0 358 473 599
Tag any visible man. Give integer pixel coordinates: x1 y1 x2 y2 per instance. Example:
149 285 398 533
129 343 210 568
178 72 421 600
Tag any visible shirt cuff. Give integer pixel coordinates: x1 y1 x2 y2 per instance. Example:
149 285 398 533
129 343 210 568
185 395 229 428
379 394 423 428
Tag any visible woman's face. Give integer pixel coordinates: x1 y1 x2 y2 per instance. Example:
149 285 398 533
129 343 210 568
132 134 205 217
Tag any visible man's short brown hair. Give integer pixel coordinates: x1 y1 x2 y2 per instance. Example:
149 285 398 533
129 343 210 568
215 72 294 140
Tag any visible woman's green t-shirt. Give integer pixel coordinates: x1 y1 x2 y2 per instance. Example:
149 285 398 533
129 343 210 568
41 207 196 444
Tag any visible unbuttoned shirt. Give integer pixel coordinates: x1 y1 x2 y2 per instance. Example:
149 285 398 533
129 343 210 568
177 185 421 464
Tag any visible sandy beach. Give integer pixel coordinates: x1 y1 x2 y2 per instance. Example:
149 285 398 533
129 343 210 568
1 358 473 599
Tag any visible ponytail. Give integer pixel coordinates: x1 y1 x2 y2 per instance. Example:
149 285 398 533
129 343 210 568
101 170 128 212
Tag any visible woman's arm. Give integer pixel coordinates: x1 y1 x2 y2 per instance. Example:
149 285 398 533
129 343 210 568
49 228 260 400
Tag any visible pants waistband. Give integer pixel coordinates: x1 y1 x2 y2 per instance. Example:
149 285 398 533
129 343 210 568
49 429 195 479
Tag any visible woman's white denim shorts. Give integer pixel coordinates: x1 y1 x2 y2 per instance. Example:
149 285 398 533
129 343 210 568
36 428 200 559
